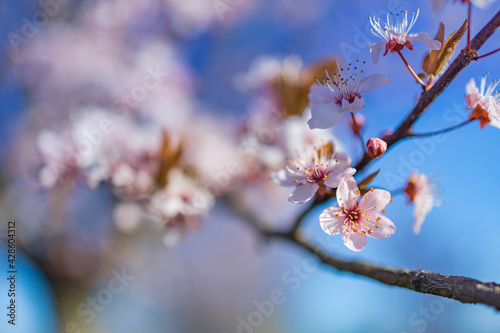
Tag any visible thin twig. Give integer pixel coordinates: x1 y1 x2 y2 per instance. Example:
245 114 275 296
354 9 500 172
409 119 473 137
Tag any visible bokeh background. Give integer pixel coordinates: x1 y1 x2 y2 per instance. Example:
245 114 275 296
1 0 500 332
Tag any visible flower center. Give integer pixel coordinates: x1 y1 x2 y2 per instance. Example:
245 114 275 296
306 166 328 183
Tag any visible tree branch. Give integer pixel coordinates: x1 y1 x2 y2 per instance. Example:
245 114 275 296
354 9 500 172
227 197 500 311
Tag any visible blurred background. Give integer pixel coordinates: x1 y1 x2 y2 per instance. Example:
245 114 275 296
1 0 500 332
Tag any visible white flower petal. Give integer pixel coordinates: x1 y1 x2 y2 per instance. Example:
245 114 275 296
307 101 345 129
368 215 396 239
336 168 358 208
369 40 388 65
359 189 391 213
408 33 441 50
271 169 305 186
358 73 390 94
288 183 319 204
319 206 345 236
342 96 365 113
342 231 367 251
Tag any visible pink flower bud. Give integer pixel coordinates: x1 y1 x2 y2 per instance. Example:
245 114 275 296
366 137 387 159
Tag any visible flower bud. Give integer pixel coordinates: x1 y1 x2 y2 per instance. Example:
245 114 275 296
366 137 387 159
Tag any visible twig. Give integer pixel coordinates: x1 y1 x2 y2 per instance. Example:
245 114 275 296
396 50 426 88
354 9 500 172
227 197 500 311
409 119 473 137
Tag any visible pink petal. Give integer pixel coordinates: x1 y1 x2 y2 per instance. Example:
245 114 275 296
336 168 358 208
358 74 390 94
358 189 391 213
407 33 441 50
341 96 365 113
323 154 351 188
368 215 396 239
288 183 319 204
430 0 447 13
465 79 483 108
271 169 306 186
369 40 387 65
342 231 367 251
412 193 434 234
307 102 345 129
319 206 345 236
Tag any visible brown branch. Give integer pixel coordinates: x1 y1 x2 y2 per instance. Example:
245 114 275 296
227 197 500 311
354 8 500 172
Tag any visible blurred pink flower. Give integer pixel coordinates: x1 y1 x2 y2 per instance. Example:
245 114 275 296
465 75 500 129
404 171 441 234
320 168 395 251
369 9 441 65
430 0 495 13
271 143 351 204
307 63 390 129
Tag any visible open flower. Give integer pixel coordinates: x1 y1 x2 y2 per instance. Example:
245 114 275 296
369 9 441 65
319 168 395 251
271 143 351 204
430 0 495 13
404 171 441 234
465 75 500 129
307 62 390 129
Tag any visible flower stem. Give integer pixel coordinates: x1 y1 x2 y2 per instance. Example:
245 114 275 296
408 119 472 137
350 112 366 152
477 47 500 59
466 2 472 51
396 51 425 89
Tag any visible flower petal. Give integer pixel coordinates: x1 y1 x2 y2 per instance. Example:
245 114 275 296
358 73 391 94
342 231 367 251
369 40 387 65
288 183 319 204
271 169 305 186
465 78 483 108
336 168 358 208
342 96 365 113
319 206 345 236
368 215 396 239
430 0 447 13
407 33 441 50
307 102 345 129
358 189 391 213
412 192 434 234
323 152 352 188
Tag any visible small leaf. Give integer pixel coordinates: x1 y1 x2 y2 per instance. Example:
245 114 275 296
357 169 380 191
422 23 445 75
433 19 468 76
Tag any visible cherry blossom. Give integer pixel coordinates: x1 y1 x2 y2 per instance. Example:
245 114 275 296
307 62 390 129
319 168 395 251
369 9 441 65
404 171 441 234
430 0 495 13
271 143 351 204
465 75 500 128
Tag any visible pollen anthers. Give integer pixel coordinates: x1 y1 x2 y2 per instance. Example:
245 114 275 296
370 9 419 40
317 61 365 89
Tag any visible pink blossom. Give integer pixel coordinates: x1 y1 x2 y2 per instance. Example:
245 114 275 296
404 172 441 234
465 75 500 129
307 63 390 129
271 143 351 204
369 9 441 65
430 0 495 13
366 138 387 159
319 168 395 251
